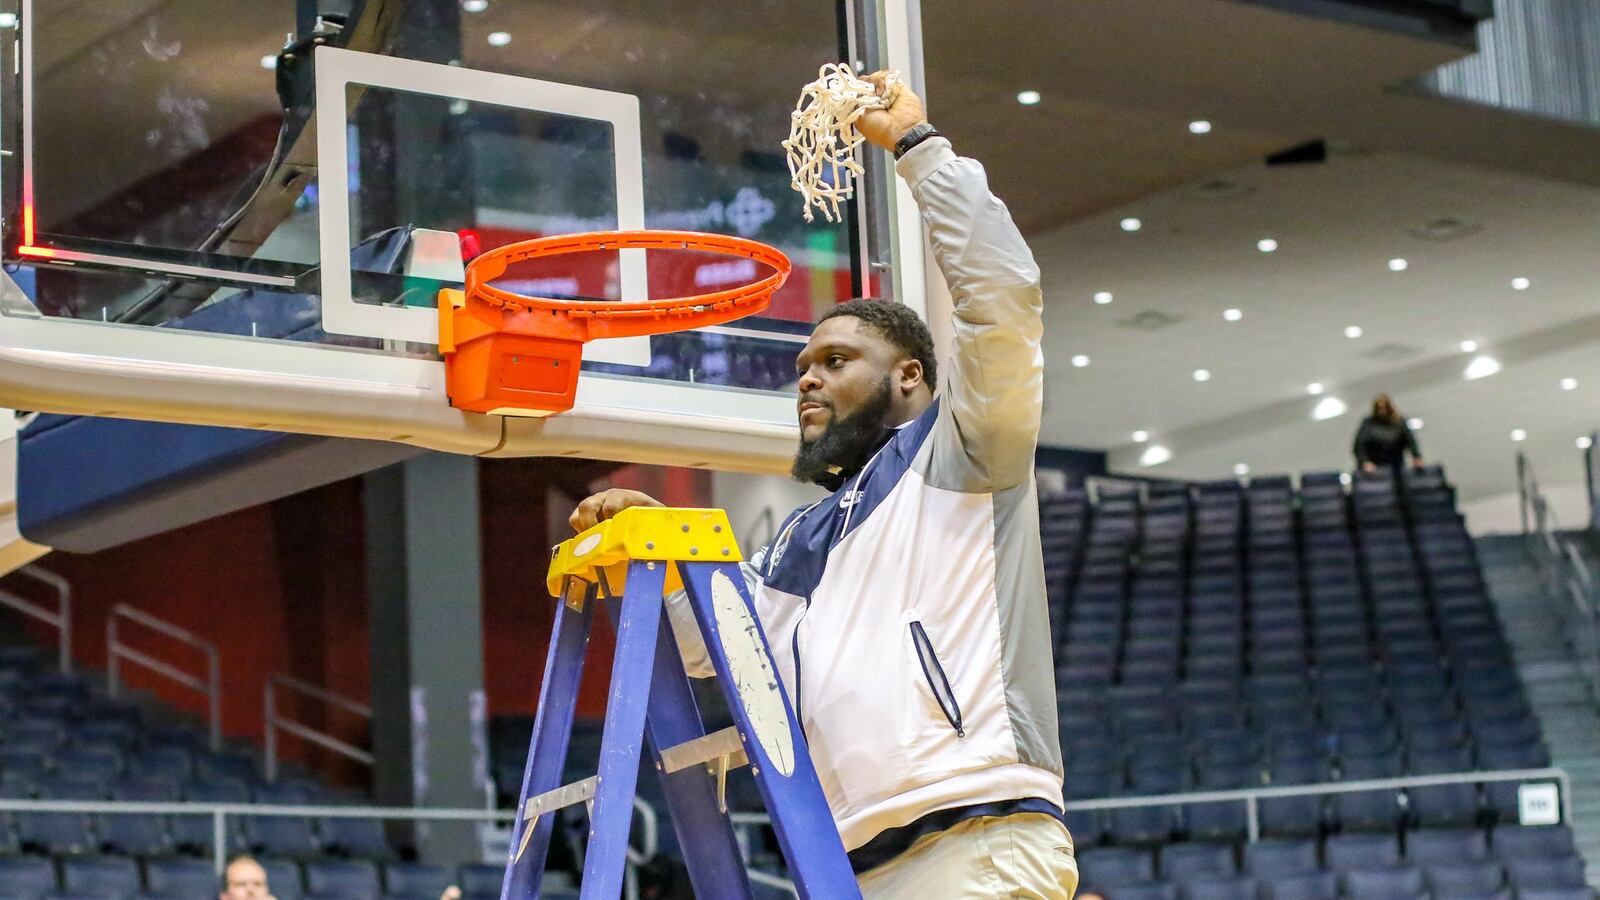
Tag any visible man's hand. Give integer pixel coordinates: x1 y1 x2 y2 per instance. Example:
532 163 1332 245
569 489 664 532
857 71 928 153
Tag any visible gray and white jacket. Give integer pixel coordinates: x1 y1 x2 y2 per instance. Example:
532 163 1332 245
667 136 1062 853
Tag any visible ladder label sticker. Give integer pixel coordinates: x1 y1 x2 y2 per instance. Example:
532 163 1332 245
710 568 795 777
574 532 603 558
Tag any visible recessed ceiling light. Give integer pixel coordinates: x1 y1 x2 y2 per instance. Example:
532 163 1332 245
1511 277 1531 291
1307 382 1325 396
1071 354 1090 367
1120 217 1142 232
1017 90 1042 106
1464 355 1502 380
487 31 512 46
1510 428 1527 442
461 0 489 10
260 54 278 70
449 98 470 116
1189 120 1213 135
1257 238 1278 253
1312 396 1348 421
1407 417 1424 430
1580 436 1594 450
1561 377 1578 391
1192 368 1212 382
1223 308 1243 322
1344 326 1363 339
1094 291 1114 305
1388 258 1409 272
1233 463 1250 476
1458 339 1479 353
1132 430 1150 443
1339 472 1352 486
0 13 17 27
1140 445 1173 467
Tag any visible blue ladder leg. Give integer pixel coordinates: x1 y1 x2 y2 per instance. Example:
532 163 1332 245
602 594 756 900
502 580 598 900
677 561 861 899
578 560 667 899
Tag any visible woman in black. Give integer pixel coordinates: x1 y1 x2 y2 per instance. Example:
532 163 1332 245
1353 393 1424 473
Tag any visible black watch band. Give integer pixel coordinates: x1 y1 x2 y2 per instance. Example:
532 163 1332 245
894 123 940 159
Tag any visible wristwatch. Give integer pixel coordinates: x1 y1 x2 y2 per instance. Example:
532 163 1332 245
894 122 941 159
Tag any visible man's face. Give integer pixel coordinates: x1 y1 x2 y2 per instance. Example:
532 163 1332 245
794 316 904 443
220 860 269 900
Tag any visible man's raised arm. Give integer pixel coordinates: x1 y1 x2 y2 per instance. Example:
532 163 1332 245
859 76 1045 492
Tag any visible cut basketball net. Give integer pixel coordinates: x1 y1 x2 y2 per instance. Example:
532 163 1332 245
784 64 900 223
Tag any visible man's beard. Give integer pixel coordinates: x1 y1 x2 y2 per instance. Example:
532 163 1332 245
791 377 894 488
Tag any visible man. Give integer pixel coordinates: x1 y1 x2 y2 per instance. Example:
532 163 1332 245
570 74 1072 897
219 856 275 900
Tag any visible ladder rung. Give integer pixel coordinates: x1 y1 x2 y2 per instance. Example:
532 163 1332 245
524 775 598 820
522 727 749 821
659 726 747 774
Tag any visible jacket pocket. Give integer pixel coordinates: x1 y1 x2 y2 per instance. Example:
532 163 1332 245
909 621 965 738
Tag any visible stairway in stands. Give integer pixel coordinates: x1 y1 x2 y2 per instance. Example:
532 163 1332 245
1480 533 1600 888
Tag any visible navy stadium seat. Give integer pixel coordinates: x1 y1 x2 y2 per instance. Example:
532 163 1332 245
0 856 58 899
1079 846 1156 888
456 863 503 900
1340 865 1425 900
1260 871 1338 900
382 863 451 899
60 857 140 897
1158 842 1235 879
1324 833 1401 871
304 859 380 898
144 858 219 895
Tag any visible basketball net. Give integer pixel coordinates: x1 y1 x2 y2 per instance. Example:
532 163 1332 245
783 64 900 223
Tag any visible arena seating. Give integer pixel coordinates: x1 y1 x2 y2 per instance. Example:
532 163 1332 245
1044 465 1591 897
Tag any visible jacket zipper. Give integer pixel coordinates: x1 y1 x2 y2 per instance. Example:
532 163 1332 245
909 621 965 738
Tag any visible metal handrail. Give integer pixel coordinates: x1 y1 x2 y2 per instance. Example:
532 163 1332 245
107 604 221 751
1518 450 1600 701
0 565 71 672
0 797 519 877
264 674 374 782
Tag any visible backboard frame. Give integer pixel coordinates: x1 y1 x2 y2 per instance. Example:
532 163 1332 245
0 0 930 473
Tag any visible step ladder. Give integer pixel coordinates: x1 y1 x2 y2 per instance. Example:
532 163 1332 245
501 506 860 899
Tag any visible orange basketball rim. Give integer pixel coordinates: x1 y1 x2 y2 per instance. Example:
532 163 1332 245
437 230 792 416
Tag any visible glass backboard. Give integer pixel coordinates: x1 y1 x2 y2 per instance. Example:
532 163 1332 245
0 0 923 470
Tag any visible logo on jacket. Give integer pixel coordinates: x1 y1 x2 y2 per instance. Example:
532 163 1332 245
839 489 865 509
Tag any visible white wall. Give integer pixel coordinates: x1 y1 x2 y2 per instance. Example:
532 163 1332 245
711 470 824 553
1462 482 1591 536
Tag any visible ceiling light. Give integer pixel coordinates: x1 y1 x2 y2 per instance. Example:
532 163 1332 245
1140 445 1173 467
1017 90 1041 106
260 55 278 70
1094 291 1113 305
1223 308 1243 322
1132 430 1150 443
0 13 17 27
462 0 489 9
1339 472 1353 486
1388 258 1409 272
487 31 512 46
1464 355 1502 380
449 99 470 116
1307 382 1325 396
1233 463 1250 476
1189 120 1213 135
1193 369 1212 382
1257 239 1278 253
1407 417 1424 430
1344 326 1363 339
1312 396 1348 421
1561 377 1578 391
1510 428 1527 442
1120 217 1142 232
1071 354 1090 368
1458 339 1478 353
1580 436 1594 450
1512 277 1531 291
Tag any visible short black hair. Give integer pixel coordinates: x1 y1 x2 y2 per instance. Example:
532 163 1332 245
817 299 937 390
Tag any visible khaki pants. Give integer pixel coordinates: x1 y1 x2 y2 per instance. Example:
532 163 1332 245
857 813 1078 899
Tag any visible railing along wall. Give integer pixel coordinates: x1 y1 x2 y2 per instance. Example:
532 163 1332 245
264 674 375 782
0 565 71 672
107 604 221 752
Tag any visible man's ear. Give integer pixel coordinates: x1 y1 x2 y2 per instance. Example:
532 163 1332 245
898 358 925 395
